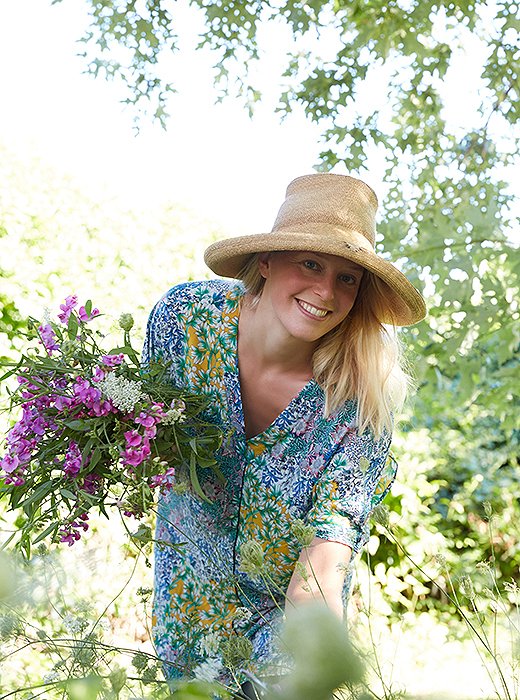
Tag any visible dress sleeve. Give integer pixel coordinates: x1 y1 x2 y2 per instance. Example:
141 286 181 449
141 286 187 379
306 429 396 553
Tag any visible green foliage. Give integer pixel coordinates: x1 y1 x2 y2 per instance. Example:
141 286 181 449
0 224 24 363
56 0 520 610
1 0 519 686
0 144 220 359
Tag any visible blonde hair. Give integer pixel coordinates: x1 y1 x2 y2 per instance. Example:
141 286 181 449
238 253 411 438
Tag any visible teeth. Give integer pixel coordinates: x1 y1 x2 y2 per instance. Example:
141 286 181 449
298 300 328 318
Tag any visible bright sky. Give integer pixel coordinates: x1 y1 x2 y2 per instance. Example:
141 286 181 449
0 0 328 233
0 0 517 234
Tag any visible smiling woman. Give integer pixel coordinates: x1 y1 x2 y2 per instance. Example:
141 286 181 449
256 251 364 342
143 173 426 698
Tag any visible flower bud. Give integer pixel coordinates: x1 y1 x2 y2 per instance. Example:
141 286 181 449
372 504 390 528
239 540 265 576
119 313 134 332
483 501 493 518
220 635 253 668
290 518 315 547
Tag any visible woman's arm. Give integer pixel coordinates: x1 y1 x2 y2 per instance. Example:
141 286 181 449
285 537 352 618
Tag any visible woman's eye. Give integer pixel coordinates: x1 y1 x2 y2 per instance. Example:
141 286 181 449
339 274 356 285
303 260 320 271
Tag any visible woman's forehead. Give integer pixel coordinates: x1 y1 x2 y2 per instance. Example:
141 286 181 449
280 250 365 271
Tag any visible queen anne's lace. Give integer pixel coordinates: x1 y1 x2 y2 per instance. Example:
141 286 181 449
99 373 145 413
192 657 222 683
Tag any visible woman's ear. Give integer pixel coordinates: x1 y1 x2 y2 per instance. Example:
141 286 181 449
258 253 271 279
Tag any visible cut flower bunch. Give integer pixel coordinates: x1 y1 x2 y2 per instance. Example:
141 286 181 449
0 295 222 557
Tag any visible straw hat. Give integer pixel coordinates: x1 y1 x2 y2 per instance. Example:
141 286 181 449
204 173 426 326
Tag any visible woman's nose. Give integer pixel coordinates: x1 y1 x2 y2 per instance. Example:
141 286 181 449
313 274 335 302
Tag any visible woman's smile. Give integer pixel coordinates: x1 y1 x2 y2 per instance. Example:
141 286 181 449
257 251 364 344
296 299 331 319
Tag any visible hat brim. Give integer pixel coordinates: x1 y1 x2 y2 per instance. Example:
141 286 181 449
204 231 426 326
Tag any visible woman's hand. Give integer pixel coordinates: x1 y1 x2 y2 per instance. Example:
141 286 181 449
285 537 352 618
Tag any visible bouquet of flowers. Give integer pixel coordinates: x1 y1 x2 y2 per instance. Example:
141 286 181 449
0 295 223 556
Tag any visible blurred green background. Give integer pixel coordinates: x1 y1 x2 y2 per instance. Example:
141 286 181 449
1 0 518 697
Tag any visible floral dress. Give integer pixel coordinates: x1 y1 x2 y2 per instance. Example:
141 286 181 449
143 279 396 683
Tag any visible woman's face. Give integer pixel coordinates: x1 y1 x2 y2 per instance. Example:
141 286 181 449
258 251 364 345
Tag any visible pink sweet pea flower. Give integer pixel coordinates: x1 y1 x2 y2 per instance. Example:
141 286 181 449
78 305 100 323
149 467 175 489
124 430 142 448
57 295 78 324
101 354 125 367
0 453 20 474
122 436 151 468
38 324 59 355
91 366 106 383
144 424 157 439
136 412 156 428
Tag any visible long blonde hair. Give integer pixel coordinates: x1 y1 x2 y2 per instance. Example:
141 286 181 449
238 253 411 438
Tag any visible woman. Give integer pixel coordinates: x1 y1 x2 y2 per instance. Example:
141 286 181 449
143 173 425 696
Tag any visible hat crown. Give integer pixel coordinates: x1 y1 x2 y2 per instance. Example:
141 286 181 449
271 173 378 246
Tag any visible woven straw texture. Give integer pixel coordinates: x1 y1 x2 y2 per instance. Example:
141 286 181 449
204 173 426 326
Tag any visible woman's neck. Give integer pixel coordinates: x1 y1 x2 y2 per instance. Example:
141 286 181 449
238 294 316 378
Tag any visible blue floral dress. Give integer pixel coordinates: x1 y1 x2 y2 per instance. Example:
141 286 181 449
143 279 396 683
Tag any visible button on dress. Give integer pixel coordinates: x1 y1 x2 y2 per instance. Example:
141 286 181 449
143 279 396 683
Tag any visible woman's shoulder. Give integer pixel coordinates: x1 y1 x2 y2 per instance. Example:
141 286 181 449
154 278 244 314
323 398 393 453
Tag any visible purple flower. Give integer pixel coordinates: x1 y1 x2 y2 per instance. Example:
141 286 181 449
78 305 100 323
3 472 26 486
29 415 48 437
63 441 82 477
124 430 142 448
57 295 78 324
81 473 102 494
38 324 59 355
149 467 175 489
59 530 81 546
54 395 74 410
72 377 104 415
122 436 151 468
101 354 125 367
59 514 89 546
5 431 35 463
91 366 106 383
90 398 114 417
0 453 19 474
135 412 156 428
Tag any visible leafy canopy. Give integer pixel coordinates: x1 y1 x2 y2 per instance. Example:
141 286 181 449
28 0 520 596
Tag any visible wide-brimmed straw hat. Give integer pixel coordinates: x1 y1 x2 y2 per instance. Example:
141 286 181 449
204 173 426 326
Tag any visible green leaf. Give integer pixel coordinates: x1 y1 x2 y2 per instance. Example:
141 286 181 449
67 313 79 340
19 480 55 510
189 452 210 503
64 419 91 431
89 448 102 471
33 521 60 545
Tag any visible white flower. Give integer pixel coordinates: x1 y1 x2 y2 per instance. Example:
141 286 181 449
99 372 146 413
198 630 221 657
43 670 60 683
193 657 222 683
161 408 184 425
62 613 88 634
233 607 252 624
